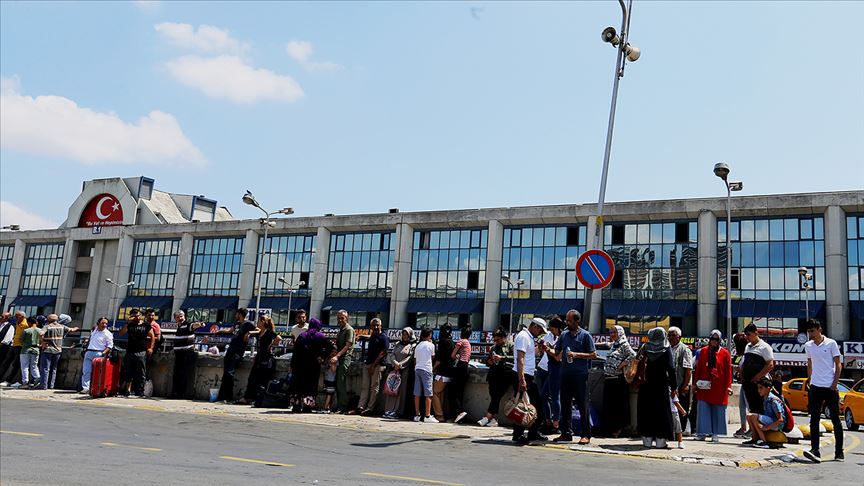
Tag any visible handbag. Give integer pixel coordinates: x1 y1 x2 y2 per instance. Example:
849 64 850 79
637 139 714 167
695 379 712 390
384 369 402 396
624 350 647 387
503 391 538 428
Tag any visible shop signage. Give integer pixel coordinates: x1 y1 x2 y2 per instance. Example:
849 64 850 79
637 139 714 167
843 341 864 370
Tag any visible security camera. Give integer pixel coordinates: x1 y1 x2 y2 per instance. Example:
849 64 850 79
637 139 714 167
624 44 641 62
601 27 620 46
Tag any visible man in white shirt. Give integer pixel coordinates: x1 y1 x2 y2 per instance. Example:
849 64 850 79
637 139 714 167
740 323 774 414
511 317 548 445
802 320 844 463
80 317 114 393
412 327 436 423
0 312 16 385
290 310 309 340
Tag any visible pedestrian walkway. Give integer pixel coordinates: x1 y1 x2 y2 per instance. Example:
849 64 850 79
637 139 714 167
1 388 848 469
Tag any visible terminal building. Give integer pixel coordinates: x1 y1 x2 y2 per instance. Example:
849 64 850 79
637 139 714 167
1 176 862 343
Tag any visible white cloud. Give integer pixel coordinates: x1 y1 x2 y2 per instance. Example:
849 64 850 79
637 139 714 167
0 74 20 93
155 22 248 55
0 201 57 230
133 1 161 11
0 78 206 167
163 55 304 104
286 40 341 72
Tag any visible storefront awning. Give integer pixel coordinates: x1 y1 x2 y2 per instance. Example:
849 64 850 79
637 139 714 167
499 298 583 316
407 298 484 314
603 299 696 317
322 297 390 313
181 295 239 310
10 295 57 307
120 295 174 309
247 296 310 311
718 300 824 319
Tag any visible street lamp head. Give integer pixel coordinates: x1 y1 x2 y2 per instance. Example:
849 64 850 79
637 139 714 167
713 162 730 181
2 224 20 231
798 267 811 278
278 276 288 284
298 280 306 287
126 281 136 287
516 279 525 286
105 278 114 284
279 207 294 215
729 181 744 192
242 190 258 208
601 26 620 46
502 274 512 283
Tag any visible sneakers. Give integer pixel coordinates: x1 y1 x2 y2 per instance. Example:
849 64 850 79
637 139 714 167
733 429 749 439
477 417 490 427
711 435 720 443
742 438 758 445
425 416 439 423
454 412 468 424
803 449 822 463
642 437 653 448
677 442 685 449
413 415 422 422
553 434 573 442
694 435 707 441
835 451 845 462
752 440 769 449
655 438 668 449
0 381 8 387
487 418 498 428
8 383 22 389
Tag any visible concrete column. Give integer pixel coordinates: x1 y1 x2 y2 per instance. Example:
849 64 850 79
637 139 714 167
54 237 78 314
172 233 194 312
824 206 849 340
3 239 26 311
309 226 331 319
106 234 135 320
82 241 106 326
482 220 504 331
388 223 414 329
238 229 259 309
697 210 719 336
585 216 604 334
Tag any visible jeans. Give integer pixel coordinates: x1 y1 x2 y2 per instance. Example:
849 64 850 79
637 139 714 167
2 346 22 384
358 365 386 411
808 385 844 454
39 352 62 389
218 351 243 401
560 372 591 438
20 353 40 385
81 350 102 391
172 349 197 398
335 357 352 410
539 365 562 422
738 390 748 428
122 351 147 396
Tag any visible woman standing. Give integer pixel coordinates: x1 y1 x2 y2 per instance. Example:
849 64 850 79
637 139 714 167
290 318 332 411
603 325 635 437
449 326 473 423
732 332 750 438
431 323 455 422
637 327 677 448
694 329 733 442
238 315 281 405
383 327 417 418
478 328 513 427
537 317 563 434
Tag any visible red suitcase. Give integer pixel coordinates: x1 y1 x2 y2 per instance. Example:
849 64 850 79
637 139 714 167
89 357 121 398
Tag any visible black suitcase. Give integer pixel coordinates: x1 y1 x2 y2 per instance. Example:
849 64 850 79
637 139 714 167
253 376 291 408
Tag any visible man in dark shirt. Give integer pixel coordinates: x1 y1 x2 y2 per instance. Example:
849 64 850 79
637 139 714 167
356 318 390 415
553 310 597 444
170 310 204 399
217 308 256 402
120 308 155 397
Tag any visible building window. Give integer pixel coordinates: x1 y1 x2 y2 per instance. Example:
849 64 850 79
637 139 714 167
502 225 585 300
0 244 13 298
255 234 315 296
129 239 180 297
603 221 698 300
326 232 394 298
188 236 245 296
20 242 65 296
411 229 488 299
848 215 864 301
718 217 825 302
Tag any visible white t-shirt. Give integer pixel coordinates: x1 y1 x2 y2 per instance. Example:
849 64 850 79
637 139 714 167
805 337 841 388
743 339 774 366
414 340 434 373
290 324 308 340
537 332 556 371
512 329 536 377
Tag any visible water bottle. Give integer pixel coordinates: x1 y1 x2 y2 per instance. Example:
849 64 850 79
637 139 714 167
566 345 573 364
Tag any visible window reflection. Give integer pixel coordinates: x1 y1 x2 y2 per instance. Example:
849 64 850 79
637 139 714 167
411 229 487 299
188 236 245 296
327 232 394 298
129 239 180 297
20 243 64 296
502 225 585 300
256 234 315 296
849 215 864 301
0 245 13 298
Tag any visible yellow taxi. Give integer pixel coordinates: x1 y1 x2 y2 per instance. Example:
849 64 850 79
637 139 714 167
840 379 864 431
782 378 849 417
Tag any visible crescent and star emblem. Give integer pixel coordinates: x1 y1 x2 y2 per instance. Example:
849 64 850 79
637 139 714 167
95 196 118 220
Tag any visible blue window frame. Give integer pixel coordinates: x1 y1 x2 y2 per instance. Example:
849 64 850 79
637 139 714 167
411 228 487 299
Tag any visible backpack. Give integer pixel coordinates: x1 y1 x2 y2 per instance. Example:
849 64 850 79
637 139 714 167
781 398 795 433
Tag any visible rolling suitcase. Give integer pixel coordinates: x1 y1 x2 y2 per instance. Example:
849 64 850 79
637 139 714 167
90 356 121 398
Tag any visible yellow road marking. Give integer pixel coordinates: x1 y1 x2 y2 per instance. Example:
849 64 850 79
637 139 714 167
219 456 294 467
361 472 463 485
0 430 44 437
132 405 166 412
100 442 162 452
844 431 861 453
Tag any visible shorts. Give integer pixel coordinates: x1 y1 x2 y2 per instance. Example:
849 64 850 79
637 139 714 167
758 415 781 431
323 380 336 395
414 369 433 397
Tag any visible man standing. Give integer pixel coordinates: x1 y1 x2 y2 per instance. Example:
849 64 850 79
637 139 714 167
80 317 113 392
553 310 597 444
217 308 256 402
1 311 28 387
668 327 694 435
170 310 203 399
290 310 309 340
356 318 389 415
740 323 774 414
330 310 355 413
802 320 844 463
119 309 155 397
38 314 79 389
20 317 42 387
511 317 548 445
0 312 16 384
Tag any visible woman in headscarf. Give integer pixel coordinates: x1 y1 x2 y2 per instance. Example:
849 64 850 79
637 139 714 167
290 318 332 412
637 327 677 448
383 327 417 419
694 329 733 442
602 325 635 437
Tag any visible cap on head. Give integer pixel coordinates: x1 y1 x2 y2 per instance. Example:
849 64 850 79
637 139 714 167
58 314 72 325
530 317 548 333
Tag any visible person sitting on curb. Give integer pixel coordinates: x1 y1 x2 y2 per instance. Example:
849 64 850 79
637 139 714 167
743 377 785 449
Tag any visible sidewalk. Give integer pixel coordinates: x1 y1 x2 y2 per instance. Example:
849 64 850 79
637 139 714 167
1 388 837 469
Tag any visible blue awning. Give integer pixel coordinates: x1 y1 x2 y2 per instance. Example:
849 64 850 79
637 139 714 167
120 295 174 309
407 298 484 314
10 295 56 307
718 300 825 319
322 297 391 313
851 301 864 320
603 299 696 317
181 295 239 310
247 296 311 310
499 298 583 316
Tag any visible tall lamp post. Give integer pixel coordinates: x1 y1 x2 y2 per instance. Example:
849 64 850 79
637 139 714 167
584 0 641 328
277 276 306 332
105 278 135 330
713 162 743 350
242 190 294 318
798 267 813 321
501 274 525 335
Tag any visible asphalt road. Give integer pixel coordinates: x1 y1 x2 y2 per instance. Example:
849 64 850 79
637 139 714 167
1 399 861 485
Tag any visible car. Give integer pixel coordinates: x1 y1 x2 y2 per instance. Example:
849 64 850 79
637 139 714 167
840 379 864 431
781 378 849 417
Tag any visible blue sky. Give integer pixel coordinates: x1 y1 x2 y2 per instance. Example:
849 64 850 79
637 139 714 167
1 1 862 229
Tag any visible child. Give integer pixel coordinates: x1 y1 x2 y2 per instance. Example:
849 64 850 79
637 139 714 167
671 388 687 449
413 327 437 423
743 377 786 449
321 350 338 413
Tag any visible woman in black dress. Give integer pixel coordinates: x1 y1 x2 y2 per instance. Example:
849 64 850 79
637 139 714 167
239 315 281 405
637 327 677 448
290 318 332 411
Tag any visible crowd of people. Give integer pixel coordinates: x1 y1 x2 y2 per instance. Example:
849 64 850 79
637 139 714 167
0 307 847 461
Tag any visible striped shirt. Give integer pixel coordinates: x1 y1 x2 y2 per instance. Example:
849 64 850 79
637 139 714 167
42 323 72 354
454 338 471 363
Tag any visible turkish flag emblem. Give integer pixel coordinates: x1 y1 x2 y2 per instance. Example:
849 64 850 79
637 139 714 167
78 193 124 227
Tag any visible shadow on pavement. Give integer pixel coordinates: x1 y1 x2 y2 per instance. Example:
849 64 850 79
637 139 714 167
351 435 470 448
597 443 650 452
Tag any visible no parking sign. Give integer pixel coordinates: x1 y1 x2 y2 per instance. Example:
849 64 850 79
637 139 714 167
575 249 615 290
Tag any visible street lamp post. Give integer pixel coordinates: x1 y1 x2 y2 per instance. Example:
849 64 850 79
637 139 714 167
242 190 294 318
714 162 743 350
584 0 641 328
798 267 813 321
277 276 306 332
105 278 135 330
501 275 525 335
